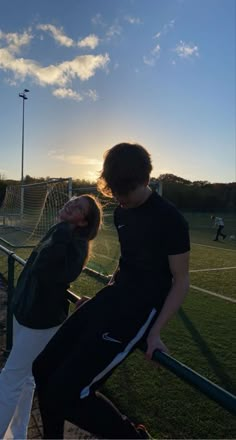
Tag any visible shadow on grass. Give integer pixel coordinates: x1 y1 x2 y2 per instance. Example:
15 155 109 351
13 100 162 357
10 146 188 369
178 308 235 393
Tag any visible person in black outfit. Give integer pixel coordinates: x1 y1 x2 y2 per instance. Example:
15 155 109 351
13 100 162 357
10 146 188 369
33 143 190 439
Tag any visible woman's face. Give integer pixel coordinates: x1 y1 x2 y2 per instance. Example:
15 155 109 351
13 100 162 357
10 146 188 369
59 197 89 226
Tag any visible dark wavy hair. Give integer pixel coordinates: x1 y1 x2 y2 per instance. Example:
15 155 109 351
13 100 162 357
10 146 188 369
97 143 152 197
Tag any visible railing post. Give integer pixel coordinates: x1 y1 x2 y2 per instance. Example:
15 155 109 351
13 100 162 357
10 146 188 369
5 253 15 354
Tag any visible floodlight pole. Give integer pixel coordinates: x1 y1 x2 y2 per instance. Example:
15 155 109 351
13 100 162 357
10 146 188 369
19 89 30 221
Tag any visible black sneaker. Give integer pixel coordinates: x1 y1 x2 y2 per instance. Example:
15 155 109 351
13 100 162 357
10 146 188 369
223 234 227 240
136 424 152 439
213 239 218 241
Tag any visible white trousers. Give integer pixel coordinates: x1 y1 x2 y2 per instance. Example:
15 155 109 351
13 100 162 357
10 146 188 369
0 317 60 440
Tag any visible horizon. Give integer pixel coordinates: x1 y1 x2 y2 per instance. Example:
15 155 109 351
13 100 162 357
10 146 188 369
0 0 235 184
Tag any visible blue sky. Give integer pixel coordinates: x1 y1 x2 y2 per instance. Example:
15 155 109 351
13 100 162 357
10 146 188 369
0 0 235 183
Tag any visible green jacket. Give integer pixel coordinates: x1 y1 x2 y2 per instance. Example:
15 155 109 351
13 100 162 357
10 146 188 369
12 222 88 329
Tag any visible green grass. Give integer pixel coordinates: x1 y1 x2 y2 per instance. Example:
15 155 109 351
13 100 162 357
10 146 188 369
190 270 236 299
0 212 236 438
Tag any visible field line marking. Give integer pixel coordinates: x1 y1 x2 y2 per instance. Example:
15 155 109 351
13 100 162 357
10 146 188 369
190 284 236 303
190 267 236 272
192 242 236 252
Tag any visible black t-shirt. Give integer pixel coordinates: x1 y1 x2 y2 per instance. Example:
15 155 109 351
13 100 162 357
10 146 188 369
114 191 190 309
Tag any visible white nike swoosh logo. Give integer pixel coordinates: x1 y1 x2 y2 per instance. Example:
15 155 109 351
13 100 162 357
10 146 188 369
118 224 125 229
102 332 122 344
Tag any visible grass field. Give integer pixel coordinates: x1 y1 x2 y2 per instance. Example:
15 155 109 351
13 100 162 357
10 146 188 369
0 211 236 438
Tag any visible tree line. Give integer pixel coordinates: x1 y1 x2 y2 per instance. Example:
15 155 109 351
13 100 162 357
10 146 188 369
0 173 235 212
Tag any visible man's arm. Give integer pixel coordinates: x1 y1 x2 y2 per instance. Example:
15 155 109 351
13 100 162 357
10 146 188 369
146 251 190 359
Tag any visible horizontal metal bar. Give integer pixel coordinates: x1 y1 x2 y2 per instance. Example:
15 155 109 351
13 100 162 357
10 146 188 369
66 290 236 416
1 247 235 417
142 344 236 416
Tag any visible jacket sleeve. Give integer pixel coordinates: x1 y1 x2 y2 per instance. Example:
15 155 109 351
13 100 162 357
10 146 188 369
30 224 85 284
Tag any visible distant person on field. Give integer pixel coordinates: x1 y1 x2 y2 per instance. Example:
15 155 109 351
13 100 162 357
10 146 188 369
33 142 190 439
0 195 102 440
211 215 227 241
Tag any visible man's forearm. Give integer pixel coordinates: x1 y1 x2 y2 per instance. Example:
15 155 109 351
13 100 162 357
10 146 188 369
151 276 189 335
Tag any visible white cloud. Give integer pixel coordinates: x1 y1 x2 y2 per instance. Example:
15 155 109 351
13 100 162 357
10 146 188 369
154 19 176 39
91 13 105 26
143 44 161 67
0 29 32 54
85 89 99 101
152 44 160 55
143 56 156 66
125 16 142 25
5 77 17 86
52 88 83 101
78 34 99 49
0 48 110 86
106 24 122 39
174 40 199 58
48 151 102 167
37 24 74 47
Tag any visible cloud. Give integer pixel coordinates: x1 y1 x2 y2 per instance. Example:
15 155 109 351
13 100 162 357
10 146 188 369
0 48 110 86
91 13 105 26
78 34 99 49
125 16 142 25
152 44 160 55
52 87 83 101
0 24 109 102
48 151 102 167
91 15 122 42
85 89 99 101
52 87 99 102
154 32 161 39
0 29 32 54
37 25 100 50
174 40 199 58
106 24 122 39
154 19 175 39
143 44 161 67
37 24 74 47
143 56 156 66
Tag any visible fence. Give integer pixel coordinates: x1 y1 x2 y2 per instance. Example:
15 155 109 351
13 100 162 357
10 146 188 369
0 244 235 417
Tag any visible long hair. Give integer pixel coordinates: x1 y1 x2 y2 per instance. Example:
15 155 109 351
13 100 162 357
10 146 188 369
82 194 103 240
74 194 103 266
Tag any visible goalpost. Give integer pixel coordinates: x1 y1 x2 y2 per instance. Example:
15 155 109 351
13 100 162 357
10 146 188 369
0 178 72 247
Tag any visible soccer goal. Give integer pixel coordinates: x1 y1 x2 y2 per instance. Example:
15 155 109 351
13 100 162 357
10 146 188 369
0 178 72 247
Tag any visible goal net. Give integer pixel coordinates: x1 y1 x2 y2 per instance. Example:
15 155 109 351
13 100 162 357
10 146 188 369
0 178 72 247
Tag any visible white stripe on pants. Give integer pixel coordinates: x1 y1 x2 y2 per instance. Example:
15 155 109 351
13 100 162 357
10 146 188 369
0 317 60 440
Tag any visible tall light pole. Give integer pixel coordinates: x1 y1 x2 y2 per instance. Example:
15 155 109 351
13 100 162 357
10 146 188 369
19 88 29 220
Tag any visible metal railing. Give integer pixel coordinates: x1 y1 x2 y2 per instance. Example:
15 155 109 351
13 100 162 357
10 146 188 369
0 243 235 416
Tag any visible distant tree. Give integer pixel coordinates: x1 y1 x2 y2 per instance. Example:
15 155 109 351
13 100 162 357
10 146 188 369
155 174 236 212
158 173 192 185
0 175 7 207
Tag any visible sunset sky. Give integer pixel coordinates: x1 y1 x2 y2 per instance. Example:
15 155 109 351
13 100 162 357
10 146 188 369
0 0 235 183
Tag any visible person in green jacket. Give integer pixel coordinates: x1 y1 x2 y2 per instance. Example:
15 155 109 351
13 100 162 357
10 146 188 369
0 194 102 440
